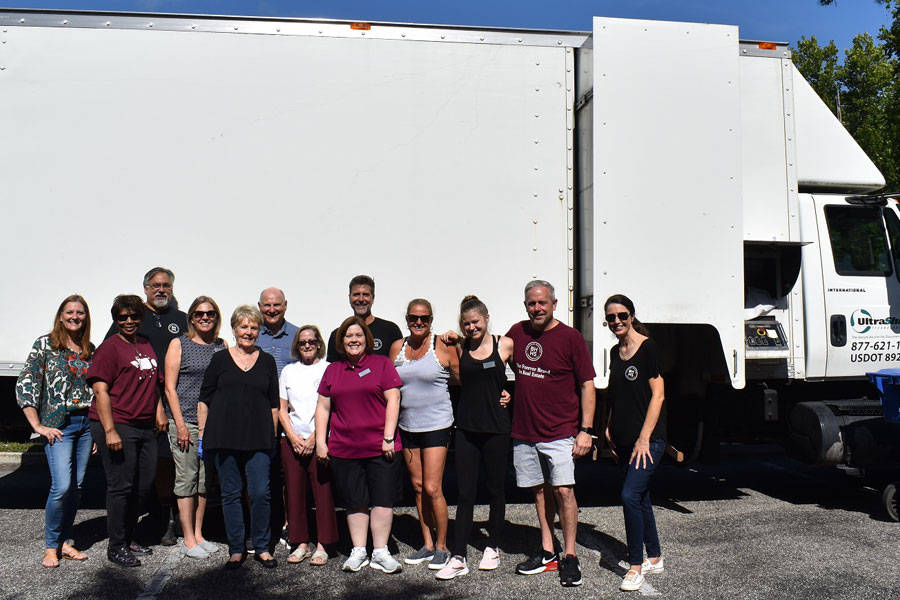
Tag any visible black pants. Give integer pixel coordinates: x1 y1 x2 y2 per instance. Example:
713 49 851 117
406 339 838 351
453 429 509 558
91 421 158 552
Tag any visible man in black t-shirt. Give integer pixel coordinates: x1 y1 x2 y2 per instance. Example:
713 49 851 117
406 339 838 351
325 274 402 362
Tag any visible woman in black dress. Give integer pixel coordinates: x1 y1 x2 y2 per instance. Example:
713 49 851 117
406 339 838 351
603 294 666 592
198 304 279 570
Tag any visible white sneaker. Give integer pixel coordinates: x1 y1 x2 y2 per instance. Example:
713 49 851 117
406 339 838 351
641 557 664 574
342 547 369 572
436 556 469 580
369 548 402 574
478 547 499 570
620 569 645 591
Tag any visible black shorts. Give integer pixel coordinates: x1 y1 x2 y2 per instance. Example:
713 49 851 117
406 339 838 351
330 455 403 509
399 426 453 449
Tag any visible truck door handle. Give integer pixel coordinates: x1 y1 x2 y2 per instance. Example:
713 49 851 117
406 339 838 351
830 314 847 347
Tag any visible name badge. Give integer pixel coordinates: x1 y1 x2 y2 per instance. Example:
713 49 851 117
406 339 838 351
482 360 496 369
357 368 371 378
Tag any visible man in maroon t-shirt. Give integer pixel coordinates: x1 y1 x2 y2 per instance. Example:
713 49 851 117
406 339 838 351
506 280 596 587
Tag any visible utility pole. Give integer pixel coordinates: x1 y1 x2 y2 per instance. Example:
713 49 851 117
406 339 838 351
835 84 843 124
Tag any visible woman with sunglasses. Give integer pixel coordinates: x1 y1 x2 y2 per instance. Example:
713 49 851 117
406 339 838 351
88 295 165 567
603 294 666 592
163 296 226 559
278 325 338 566
17 294 95 568
389 299 459 571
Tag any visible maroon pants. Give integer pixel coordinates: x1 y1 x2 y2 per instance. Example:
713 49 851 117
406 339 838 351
280 437 339 546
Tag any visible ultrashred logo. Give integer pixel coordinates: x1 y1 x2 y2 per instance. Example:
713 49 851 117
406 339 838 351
851 308 900 334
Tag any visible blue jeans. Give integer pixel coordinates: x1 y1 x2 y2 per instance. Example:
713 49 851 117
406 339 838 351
621 438 665 566
215 450 271 555
44 414 93 549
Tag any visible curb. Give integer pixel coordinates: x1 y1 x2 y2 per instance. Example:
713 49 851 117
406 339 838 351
0 451 47 467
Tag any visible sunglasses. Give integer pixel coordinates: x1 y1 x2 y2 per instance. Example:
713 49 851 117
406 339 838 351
605 312 631 324
116 313 141 323
297 339 319 348
407 314 433 324
192 310 217 319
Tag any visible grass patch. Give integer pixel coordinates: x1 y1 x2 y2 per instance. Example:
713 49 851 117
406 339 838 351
0 440 43 452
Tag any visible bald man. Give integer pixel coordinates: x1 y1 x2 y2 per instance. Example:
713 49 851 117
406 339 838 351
257 287 299 377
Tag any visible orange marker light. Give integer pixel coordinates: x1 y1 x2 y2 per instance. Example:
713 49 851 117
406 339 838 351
350 22 371 30
758 42 777 50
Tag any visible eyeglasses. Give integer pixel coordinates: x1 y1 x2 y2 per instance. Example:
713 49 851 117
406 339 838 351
407 314 433 324
116 313 141 323
297 339 319 348
146 283 172 290
192 310 217 319
605 312 630 324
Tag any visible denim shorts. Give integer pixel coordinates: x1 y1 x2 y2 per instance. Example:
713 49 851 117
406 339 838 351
512 437 576 487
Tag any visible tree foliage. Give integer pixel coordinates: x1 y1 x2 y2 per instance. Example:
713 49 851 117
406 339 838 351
796 0 900 190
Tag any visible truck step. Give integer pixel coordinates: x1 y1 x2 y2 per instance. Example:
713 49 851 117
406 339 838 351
823 399 883 417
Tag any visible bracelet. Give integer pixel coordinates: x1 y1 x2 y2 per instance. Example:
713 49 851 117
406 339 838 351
578 426 595 436
383 437 395 444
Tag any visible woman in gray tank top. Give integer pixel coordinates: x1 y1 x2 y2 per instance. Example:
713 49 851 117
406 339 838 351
163 296 226 559
389 299 459 571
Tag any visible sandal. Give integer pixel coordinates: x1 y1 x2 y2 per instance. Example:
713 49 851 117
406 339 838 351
42 549 60 568
310 549 328 566
287 545 311 564
60 543 88 561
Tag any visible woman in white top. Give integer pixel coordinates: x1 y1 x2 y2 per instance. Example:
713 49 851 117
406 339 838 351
278 325 338 566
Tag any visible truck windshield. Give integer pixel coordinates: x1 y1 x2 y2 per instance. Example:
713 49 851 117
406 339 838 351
882 206 900 283
824 205 892 277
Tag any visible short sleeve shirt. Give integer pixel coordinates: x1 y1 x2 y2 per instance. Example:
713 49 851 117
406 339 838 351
87 335 163 425
506 320 596 442
257 320 299 377
609 338 666 450
317 353 403 458
280 359 329 438
326 317 403 363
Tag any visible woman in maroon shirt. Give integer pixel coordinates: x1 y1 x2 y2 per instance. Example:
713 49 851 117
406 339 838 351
315 316 403 575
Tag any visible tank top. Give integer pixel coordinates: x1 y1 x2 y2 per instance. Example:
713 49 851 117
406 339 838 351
457 335 511 434
394 335 453 433
170 335 225 423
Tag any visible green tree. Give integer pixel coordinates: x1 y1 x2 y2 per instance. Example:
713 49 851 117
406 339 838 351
797 0 900 190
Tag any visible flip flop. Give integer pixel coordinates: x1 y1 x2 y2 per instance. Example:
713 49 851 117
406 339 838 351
310 549 328 566
42 549 60 568
60 543 88 561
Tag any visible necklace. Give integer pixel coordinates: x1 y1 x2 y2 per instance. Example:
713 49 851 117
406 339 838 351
119 334 147 381
406 335 431 361
233 348 256 371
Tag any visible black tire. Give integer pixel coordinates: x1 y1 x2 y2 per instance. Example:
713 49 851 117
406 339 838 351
882 482 899 522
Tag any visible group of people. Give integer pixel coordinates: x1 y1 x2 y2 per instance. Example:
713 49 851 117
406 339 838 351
16 269 668 592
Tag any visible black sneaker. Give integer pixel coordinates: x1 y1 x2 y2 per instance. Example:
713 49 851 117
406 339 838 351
515 549 559 575
559 554 583 587
128 542 153 556
108 547 141 567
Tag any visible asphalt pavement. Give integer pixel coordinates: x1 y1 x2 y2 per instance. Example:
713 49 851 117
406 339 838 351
1 445 898 600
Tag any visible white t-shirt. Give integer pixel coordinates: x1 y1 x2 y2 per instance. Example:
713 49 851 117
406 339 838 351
279 359 329 438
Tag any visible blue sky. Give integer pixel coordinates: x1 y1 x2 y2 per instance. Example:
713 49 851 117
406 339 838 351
3 0 892 56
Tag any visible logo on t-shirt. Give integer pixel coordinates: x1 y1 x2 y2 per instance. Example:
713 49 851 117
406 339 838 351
625 365 638 381
525 341 543 361
131 356 158 371
373 338 383 351
168 323 181 334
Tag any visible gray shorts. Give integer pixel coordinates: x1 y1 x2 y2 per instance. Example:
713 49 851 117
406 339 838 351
513 437 576 487
168 421 207 496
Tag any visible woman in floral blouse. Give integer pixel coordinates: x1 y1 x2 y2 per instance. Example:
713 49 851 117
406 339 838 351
16 294 95 568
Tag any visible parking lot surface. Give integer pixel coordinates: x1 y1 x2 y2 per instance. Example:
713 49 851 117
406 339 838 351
1 444 898 600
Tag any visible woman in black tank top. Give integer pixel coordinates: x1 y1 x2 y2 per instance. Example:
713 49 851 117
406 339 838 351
435 295 514 580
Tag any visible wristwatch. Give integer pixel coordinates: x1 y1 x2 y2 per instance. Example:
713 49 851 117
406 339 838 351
383 436 395 444
578 426 595 436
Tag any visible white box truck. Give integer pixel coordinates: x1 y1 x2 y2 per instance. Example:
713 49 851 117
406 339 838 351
0 10 895 471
